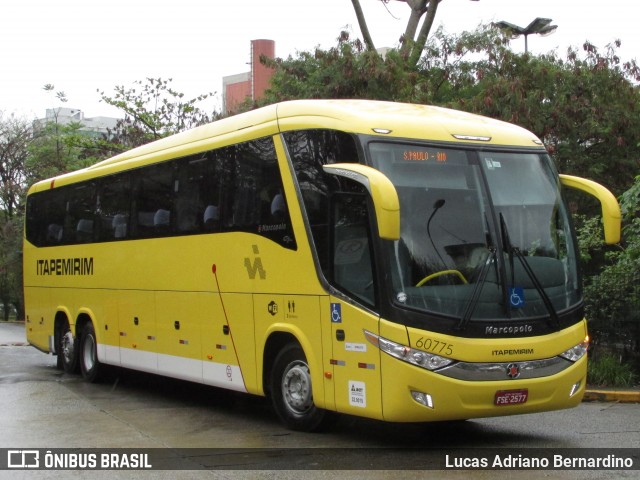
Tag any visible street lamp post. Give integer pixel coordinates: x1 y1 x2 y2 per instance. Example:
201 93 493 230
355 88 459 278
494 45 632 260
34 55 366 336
494 17 557 54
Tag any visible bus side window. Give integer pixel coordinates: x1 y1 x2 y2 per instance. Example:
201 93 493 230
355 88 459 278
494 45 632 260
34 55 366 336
175 151 223 234
201 151 223 232
132 162 175 238
283 129 361 273
223 138 296 249
175 156 203 233
26 189 66 247
65 182 97 244
98 173 131 241
229 143 260 228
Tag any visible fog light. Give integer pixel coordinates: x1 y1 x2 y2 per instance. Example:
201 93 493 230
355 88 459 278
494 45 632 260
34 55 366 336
411 390 434 408
569 380 582 398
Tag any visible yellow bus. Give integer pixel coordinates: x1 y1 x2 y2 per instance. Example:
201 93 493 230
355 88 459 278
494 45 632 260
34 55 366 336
24 100 621 431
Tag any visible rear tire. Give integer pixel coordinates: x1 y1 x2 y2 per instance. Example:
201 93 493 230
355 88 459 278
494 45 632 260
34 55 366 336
79 322 101 383
58 320 78 374
270 343 328 432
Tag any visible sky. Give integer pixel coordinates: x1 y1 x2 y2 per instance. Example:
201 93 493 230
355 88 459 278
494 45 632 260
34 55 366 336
1 0 638 120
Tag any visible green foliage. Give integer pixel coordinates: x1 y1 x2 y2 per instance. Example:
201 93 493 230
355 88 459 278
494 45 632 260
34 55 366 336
417 24 510 105
0 113 30 220
98 77 219 149
588 352 637 387
450 37 640 195
26 85 108 183
259 31 419 105
578 176 640 374
27 120 98 183
618 175 640 261
0 216 23 321
262 24 640 197
580 175 640 285
0 114 30 320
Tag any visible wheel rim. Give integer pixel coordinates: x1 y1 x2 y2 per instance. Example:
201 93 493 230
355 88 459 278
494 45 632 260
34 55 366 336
281 360 313 415
82 334 96 372
61 331 75 365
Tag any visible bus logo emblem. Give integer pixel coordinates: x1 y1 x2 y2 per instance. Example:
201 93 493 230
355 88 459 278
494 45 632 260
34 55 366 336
244 245 266 280
506 363 521 379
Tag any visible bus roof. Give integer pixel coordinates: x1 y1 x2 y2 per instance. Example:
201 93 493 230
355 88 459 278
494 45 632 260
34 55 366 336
29 100 544 193
275 99 542 148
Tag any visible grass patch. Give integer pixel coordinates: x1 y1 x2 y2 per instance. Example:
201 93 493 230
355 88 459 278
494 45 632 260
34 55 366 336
588 353 637 387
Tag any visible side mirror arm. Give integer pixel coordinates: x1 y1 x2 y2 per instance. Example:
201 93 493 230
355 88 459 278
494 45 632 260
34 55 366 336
560 174 621 244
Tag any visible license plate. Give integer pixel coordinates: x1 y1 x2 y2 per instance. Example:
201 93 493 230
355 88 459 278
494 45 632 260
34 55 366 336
494 389 528 406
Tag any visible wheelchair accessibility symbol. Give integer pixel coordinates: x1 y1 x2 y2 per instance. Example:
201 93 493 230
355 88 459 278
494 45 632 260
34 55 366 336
331 303 342 323
509 287 525 308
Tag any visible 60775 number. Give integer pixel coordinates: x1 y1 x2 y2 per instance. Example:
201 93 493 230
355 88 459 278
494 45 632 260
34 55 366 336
414 337 454 356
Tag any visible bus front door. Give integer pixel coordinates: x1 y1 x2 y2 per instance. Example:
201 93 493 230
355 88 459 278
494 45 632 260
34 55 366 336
328 298 382 418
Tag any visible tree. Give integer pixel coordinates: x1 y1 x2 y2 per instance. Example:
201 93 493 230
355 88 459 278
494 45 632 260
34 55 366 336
261 31 418 104
350 0 479 67
27 85 106 182
261 24 640 198
261 22 640 194
0 113 31 320
577 175 640 370
0 114 30 220
443 35 640 195
98 77 220 150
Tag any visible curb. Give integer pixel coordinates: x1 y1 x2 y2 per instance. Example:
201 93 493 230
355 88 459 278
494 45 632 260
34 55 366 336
583 389 640 403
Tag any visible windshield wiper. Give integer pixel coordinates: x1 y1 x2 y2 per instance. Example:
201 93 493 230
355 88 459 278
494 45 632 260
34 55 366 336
499 213 560 326
456 247 495 331
457 215 497 331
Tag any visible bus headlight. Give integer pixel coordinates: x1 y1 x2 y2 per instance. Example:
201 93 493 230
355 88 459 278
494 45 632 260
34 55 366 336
559 338 589 362
364 330 454 371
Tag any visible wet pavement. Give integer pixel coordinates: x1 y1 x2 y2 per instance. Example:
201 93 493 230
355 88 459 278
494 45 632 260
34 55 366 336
0 321 638 479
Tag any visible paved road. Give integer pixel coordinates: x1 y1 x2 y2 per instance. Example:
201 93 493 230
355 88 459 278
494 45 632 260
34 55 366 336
0 321 638 479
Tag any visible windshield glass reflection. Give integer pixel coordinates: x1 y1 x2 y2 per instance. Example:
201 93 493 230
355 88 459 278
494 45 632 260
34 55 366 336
369 142 580 322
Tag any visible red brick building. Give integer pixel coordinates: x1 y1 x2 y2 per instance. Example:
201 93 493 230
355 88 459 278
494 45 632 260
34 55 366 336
223 39 275 113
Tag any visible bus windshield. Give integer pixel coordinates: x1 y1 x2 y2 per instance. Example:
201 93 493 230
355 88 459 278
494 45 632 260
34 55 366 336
368 142 580 322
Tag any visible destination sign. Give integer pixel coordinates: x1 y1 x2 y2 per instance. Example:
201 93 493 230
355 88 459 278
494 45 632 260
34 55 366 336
403 150 448 162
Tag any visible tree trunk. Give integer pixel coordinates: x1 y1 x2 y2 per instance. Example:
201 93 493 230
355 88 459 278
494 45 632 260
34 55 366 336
409 0 440 66
400 0 428 56
350 0 376 51
350 0 451 66
13 300 24 322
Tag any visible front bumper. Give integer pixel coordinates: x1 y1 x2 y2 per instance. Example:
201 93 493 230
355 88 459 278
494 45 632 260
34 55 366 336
380 353 586 422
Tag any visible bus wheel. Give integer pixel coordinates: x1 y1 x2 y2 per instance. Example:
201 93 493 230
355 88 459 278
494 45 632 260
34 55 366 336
270 344 327 432
79 322 101 383
59 321 78 374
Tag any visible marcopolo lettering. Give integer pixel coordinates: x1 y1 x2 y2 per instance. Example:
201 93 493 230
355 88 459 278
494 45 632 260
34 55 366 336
485 324 533 335
36 257 94 276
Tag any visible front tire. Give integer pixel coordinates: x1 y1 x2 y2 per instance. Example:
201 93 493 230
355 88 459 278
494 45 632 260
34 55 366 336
79 322 101 383
270 344 328 432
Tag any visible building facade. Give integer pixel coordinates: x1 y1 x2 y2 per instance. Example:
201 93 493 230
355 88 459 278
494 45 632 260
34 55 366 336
223 39 275 114
34 108 119 138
